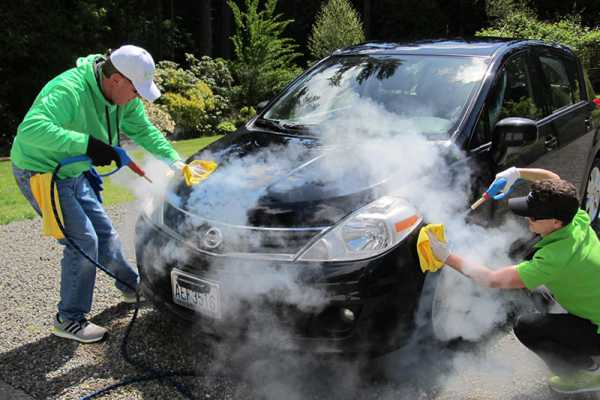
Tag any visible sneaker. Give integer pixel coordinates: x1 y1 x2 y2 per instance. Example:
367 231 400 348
549 369 600 393
121 291 145 304
52 314 107 344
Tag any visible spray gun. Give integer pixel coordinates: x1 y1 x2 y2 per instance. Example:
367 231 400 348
470 177 509 210
59 146 152 183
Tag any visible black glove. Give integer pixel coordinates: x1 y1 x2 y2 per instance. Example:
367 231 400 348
86 136 119 167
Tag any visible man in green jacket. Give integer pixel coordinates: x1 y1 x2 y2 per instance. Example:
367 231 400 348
427 167 600 394
11 45 182 343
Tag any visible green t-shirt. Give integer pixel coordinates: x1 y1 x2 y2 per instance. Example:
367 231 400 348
517 209 600 332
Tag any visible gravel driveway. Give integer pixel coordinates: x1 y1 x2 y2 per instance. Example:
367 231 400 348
2 202 600 400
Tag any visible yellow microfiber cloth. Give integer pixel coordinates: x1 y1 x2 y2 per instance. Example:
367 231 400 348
29 173 65 240
416 224 447 273
182 160 218 187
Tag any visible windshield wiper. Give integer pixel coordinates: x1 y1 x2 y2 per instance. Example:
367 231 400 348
255 118 316 134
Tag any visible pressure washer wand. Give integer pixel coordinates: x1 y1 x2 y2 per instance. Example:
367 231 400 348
114 146 153 183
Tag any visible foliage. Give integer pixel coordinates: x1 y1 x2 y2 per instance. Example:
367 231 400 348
160 81 227 138
217 121 237 134
142 100 175 136
308 0 365 62
229 106 258 128
154 60 198 94
486 0 533 19
477 12 600 71
227 0 303 108
186 54 234 97
155 57 232 138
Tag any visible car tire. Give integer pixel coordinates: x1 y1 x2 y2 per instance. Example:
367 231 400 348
583 157 600 230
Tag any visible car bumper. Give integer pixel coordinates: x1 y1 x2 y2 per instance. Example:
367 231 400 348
135 213 425 355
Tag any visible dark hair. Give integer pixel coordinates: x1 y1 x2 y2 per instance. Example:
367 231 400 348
530 179 579 225
101 57 121 79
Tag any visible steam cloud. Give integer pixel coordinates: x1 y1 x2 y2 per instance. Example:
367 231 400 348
116 87 536 397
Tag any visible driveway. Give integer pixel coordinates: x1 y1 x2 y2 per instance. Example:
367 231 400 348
1 202 598 399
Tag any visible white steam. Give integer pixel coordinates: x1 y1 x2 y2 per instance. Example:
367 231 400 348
113 86 536 397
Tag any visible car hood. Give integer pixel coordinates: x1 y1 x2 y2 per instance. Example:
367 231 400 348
167 130 447 228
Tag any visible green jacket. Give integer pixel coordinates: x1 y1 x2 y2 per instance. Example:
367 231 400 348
10 54 180 178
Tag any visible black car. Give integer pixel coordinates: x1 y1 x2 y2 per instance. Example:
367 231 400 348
135 39 600 355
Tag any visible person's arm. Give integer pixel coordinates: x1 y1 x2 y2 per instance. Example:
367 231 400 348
120 99 181 165
492 167 560 196
445 254 525 289
517 168 560 182
427 231 525 289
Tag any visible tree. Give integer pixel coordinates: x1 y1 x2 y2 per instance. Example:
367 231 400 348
308 0 365 62
227 0 302 107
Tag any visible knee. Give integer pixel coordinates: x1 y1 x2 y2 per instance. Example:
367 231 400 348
513 313 542 346
63 229 99 258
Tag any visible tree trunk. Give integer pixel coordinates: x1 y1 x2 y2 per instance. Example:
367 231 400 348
363 0 372 39
198 0 213 56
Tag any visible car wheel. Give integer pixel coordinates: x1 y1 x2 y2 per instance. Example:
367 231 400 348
584 157 600 228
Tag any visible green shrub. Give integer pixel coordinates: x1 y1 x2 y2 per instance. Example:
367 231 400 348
160 81 227 138
227 0 303 108
155 58 232 138
143 100 175 136
217 121 237 134
186 54 234 97
154 60 197 94
308 0 365 62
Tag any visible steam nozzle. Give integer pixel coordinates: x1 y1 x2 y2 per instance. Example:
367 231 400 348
114 146 152 183
470 193 489 210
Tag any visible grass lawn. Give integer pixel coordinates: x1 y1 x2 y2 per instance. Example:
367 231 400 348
0 135 221 225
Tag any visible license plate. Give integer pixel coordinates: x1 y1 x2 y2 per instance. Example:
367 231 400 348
171 269 221 319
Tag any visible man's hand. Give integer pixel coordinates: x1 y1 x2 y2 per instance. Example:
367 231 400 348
493 166 521 197
86 137 120 167
427 231 450 263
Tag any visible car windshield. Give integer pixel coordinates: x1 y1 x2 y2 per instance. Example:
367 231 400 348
262 54 489 138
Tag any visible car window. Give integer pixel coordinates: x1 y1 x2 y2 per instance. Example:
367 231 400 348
262 54 489 139
471 54 542 148
539 53 582 112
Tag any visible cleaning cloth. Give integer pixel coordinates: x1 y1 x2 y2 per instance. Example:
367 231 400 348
183 160 218 187
29 173 65 239
416 224 446 273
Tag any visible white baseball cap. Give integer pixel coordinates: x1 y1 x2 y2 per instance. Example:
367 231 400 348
110 45 161 102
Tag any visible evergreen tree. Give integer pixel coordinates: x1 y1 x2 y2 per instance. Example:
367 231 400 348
308 0 366 62
227 0 302 107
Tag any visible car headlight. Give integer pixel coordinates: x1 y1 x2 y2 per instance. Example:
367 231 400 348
297 196 422 262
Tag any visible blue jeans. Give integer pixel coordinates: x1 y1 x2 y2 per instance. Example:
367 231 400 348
12 164 139 321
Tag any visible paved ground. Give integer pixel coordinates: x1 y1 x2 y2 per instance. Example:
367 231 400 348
1 202 600 399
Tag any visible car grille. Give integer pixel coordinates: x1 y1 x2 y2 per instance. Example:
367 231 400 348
163 202 325 256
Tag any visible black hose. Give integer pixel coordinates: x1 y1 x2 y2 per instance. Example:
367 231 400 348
49 165 204 400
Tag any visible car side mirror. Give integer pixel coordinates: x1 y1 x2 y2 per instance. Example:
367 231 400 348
494 117 538 147
256 100 269 112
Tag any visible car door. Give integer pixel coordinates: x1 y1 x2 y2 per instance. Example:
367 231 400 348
527 47 596 196
467 50 547 223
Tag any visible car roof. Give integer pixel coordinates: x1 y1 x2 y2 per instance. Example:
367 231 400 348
333 38 574 58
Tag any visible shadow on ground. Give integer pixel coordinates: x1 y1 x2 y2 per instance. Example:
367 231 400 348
2 302 596 400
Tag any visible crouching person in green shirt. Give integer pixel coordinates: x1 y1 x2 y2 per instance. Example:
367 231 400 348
10 45 185 344
427 167 600 394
